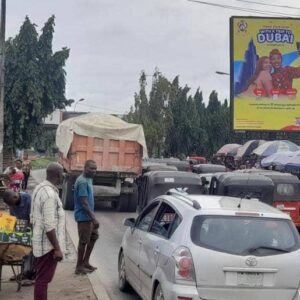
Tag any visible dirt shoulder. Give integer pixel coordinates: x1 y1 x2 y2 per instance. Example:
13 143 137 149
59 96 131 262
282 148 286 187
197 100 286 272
1 260 96 300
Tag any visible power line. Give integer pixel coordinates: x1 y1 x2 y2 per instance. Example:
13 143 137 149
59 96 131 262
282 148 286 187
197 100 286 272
236 0 300 10
187 0 300 17
188 0 300 16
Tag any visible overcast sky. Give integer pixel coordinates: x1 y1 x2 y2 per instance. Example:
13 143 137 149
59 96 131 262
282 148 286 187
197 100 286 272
6 0 300 114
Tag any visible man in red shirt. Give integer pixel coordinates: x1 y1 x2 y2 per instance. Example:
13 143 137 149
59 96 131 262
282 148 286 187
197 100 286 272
269 49 300 94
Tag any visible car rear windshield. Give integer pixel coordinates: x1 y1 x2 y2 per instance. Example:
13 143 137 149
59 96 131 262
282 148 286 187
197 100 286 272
191 215 300 256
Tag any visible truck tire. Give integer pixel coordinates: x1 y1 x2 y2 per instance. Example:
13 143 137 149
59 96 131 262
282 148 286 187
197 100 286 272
127 184 138 212
61 176 75 210
116 194 129 212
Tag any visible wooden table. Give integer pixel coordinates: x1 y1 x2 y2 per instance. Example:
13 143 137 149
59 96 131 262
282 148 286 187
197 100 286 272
0 243 32 291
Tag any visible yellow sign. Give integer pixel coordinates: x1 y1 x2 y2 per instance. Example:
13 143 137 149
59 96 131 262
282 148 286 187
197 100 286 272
231 17 300 131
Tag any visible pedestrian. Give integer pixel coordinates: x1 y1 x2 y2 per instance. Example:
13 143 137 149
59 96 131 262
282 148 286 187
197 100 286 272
22 153 32 191
3 190 35 283
74 160 99 275
15 159 23 172
31 163 65 300
7 166 24 192
4 158 23 174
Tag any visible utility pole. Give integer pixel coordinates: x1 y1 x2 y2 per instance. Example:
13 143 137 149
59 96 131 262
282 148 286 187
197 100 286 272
0 0 5 172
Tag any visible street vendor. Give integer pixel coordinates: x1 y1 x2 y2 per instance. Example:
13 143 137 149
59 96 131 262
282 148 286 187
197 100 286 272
3 190 31 221
2 190 35 283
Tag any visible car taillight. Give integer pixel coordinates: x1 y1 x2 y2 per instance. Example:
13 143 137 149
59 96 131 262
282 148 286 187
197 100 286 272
172 246 196 283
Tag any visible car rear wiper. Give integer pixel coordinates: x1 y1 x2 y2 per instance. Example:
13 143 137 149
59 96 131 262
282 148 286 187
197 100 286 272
247 246 290 253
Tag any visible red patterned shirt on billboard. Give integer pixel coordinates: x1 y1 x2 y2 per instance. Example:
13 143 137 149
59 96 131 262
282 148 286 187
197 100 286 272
271 66 300 93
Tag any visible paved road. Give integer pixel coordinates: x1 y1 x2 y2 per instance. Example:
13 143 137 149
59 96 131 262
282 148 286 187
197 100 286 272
66 208 141 300
31 170 141 300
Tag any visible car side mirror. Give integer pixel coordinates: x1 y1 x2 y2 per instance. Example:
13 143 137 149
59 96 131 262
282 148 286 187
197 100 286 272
123 218 135 228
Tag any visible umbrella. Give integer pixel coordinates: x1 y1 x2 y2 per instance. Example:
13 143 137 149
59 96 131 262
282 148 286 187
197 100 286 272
252 140 299 157
260 151 295 168
236 140 265 158
217 144 241 156
285 151 300 173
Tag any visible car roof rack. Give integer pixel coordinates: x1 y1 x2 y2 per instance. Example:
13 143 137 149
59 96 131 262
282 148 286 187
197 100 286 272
166 188 201 210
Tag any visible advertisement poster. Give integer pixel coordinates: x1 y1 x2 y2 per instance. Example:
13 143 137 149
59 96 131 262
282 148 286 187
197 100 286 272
231 17 300 131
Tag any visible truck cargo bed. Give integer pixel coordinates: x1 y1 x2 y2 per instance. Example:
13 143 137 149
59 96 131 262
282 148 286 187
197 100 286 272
59 134 142 175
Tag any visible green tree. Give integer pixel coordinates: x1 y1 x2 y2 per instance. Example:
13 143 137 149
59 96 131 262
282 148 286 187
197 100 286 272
205 91 229 156
148 70 170 156
4 16 72 150
166 83 192 157
32 128 56 154
126 70 234 159
193 89 208 156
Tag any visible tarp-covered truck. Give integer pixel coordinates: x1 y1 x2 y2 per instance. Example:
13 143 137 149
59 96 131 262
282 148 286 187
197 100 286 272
56 113 148 212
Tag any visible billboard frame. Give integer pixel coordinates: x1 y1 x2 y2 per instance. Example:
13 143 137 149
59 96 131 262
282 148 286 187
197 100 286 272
230 16 300 132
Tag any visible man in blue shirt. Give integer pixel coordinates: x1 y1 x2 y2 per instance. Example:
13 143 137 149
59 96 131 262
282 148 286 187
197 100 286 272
3 190 31 221
74 160 99 275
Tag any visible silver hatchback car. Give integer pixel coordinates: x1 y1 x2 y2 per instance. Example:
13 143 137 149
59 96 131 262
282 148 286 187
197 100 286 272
118 191 300 300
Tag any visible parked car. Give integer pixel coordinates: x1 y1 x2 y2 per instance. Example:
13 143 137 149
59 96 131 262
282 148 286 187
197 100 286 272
187 155 206 164
137 171 203 212
119 191 300 300
192 163 226 174
236 169 300 228
166 160 191 172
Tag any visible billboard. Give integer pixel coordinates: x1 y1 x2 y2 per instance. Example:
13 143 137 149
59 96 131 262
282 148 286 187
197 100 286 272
230 17 300 131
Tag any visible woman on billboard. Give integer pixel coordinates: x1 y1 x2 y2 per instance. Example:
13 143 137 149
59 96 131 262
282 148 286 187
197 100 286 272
242 56 273 97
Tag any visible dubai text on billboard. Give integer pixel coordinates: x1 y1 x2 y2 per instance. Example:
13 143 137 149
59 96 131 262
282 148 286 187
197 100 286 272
230 17 300 131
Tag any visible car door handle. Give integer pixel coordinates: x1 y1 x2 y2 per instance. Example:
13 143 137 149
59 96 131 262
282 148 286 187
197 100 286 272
154 248 160 255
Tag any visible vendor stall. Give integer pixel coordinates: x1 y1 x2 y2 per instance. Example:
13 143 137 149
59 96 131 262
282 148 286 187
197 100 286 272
0 203 32 291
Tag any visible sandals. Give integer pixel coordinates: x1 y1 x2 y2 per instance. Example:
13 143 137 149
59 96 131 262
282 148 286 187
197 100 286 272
75 268 88 275
84 265 97 272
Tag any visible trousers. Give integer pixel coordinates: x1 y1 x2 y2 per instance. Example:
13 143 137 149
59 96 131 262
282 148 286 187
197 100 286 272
34 250 57 300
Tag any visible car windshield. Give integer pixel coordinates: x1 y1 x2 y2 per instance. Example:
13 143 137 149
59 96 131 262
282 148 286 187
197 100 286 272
191 215 300 256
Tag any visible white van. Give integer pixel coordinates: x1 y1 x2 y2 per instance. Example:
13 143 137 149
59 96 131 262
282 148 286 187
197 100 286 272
119 192 300 300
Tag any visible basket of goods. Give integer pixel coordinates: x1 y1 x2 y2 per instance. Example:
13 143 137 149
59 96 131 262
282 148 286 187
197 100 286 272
0 213 32 262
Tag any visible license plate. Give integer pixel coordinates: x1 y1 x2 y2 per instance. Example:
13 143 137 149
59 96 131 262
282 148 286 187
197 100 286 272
237 272 263 287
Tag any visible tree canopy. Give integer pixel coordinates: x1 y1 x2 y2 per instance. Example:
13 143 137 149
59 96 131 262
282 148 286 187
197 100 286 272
126 70 300 158
125 70 230 158
4 15 72 149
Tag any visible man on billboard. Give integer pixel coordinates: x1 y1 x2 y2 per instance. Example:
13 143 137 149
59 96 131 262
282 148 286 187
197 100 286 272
269 48 300 94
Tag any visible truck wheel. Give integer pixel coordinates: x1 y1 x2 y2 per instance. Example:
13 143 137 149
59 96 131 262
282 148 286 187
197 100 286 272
62 176 74 210
116 194 129 212
127 184 138 212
